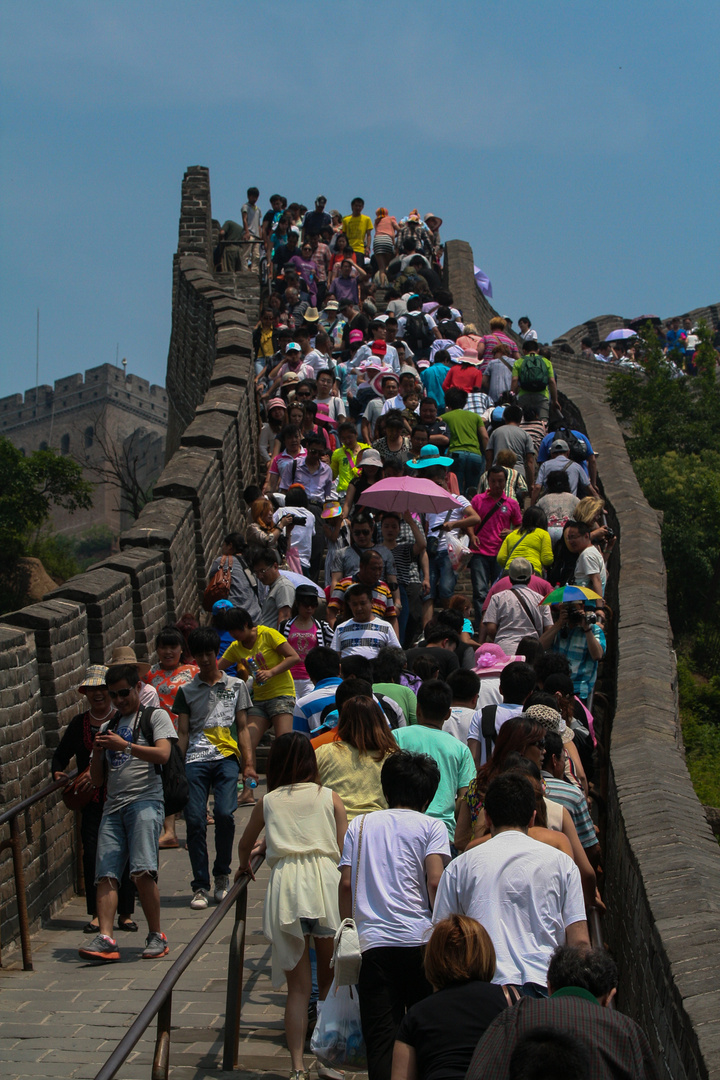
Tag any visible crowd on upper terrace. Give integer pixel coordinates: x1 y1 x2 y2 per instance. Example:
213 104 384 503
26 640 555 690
50 187 683 1080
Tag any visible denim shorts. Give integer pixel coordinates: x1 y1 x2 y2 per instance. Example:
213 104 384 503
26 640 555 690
249 695 296 722
95 799 164 885
300 917 336 938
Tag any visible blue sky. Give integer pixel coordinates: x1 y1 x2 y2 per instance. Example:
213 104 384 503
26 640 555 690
1 0 718 399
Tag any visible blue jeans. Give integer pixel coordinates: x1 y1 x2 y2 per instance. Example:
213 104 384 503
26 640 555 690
451 451 485 496
429 549 457 602
470 552 498 622
185 756 240 892
95 799 164 884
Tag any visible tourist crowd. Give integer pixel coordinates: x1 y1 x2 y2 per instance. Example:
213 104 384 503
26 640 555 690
52 189 663 1080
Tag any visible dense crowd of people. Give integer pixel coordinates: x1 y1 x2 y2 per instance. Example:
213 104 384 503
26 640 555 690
52 189 663 1080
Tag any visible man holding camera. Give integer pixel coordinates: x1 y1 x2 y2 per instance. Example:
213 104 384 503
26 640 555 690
546 602 606 704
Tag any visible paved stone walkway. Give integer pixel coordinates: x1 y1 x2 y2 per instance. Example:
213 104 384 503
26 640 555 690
0 785 352 1080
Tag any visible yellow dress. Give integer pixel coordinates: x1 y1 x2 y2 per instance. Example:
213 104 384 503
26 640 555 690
315 742 389 820
262 783 341 987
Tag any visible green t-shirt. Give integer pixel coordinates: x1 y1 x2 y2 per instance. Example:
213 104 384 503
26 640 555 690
394 725 475 837
443 409 486 454
373 682 418 725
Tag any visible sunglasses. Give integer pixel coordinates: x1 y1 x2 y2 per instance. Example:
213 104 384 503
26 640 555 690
108 688 133 700
353 529 372 537
529 739 546 749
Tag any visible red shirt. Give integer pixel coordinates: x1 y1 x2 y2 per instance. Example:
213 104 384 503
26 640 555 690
443 364 484 393
469 492 522 555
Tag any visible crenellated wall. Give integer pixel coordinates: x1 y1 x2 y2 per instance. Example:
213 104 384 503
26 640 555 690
0 166 263 950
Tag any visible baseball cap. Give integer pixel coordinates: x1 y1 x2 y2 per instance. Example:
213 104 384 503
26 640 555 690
508 558 533 584
550 439 569 454
349 330 364 344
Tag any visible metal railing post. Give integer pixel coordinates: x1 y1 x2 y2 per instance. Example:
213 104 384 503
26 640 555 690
223 885 248 1070
11 816 33 971
152 995 172 1080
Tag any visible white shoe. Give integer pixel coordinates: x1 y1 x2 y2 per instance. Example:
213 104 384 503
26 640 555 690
214 875 230 902
190 889 209 910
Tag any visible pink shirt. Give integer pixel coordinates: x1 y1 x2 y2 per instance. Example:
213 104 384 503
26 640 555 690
375 215 399 237
482 574 554 613
469 492 522 556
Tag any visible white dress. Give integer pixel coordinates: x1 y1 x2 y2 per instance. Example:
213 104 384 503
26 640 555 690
262 783 342 986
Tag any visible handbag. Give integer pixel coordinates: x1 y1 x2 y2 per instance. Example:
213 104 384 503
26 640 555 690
447 529 471 572
62 768 96 811
203 555 233 611
331 814 366 986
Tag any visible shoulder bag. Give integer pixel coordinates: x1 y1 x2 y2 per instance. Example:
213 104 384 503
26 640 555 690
331 813 366 986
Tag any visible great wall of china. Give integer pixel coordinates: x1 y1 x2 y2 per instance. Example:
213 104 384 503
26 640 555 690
1 166 718 1080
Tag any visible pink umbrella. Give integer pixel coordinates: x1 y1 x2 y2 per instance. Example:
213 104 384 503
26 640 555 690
357 477 462 514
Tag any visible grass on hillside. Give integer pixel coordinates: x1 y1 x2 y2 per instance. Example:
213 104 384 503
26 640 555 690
678 657 720 809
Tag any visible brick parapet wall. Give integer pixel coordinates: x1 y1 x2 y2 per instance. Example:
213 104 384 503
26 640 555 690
444 245 720 1080
0 166 263 954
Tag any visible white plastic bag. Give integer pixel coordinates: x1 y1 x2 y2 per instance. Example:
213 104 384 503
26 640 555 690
447 529 471 572
310 978 367 1070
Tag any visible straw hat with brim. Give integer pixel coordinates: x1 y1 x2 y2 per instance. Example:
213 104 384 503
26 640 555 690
458 351 481 365
407 444 454 469
525 704 575 745
473 645 522 678
109 647 150 678
425 213 443 228
324 299 339 312
78 664 109 691
304 307 320 322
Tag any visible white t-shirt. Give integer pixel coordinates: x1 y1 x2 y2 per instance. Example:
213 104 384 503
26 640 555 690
315 394 344 422
432 830 586 986
467 703 524 765
273 507 315 566
483 587 552 655
340 809 451 950
426 495 472 554
574 546 607 595
442 706 476 743
331 617 400 658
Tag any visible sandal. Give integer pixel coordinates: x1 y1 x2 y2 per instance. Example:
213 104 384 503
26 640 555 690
117 919 138 933
158 837 180 849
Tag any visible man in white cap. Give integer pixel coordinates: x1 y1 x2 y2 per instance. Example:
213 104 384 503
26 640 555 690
481 558 555 657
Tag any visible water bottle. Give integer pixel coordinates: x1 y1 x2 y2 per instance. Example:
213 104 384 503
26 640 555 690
246 656 260 678
245 777 258 789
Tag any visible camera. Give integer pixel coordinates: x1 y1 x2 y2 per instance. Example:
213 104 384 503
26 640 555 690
605 527 615 541
585 611 597 625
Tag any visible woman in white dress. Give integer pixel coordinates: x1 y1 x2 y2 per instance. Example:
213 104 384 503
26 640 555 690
236 732 347 1080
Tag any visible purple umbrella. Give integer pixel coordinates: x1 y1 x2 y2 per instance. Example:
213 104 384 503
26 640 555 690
604 328 637 342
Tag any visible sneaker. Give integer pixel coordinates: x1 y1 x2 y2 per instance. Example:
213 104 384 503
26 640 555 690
78 933 120 963
142 931 169 959
214 874 230 902
190 889 209 909
288 1072 309 1080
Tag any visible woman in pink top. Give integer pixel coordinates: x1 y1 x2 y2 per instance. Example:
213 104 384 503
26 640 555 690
373 207 399 275
279 588 333 698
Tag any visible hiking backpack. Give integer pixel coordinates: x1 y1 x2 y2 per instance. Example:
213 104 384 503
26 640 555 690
437 319 461 342
139 707 190 816
550 427 589 464
403 312 434 352
518 353 550 393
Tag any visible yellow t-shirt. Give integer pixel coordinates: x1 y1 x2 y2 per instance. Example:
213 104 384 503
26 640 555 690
222 626 295 702
315 742 390 820
331 442 371 491
342 214 373 254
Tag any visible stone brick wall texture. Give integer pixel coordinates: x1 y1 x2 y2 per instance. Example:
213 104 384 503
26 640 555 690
1 181 718 1078
446 246 720 1079
0 166 263 954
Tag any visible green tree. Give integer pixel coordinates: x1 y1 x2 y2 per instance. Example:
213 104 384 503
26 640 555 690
0 437 94 561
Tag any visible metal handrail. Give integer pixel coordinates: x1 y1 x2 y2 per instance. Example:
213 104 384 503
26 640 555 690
94 853 265 1080
0 768 78 970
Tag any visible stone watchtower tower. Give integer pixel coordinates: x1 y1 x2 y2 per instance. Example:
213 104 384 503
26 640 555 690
0 363 168 537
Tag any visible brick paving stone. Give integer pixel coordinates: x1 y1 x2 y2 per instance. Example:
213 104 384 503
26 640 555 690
0 783 335 1079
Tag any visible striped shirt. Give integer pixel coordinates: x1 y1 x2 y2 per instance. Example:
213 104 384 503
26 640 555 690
329 576 397 619
331 617 401 658
543 775 598 850
292 677 342 735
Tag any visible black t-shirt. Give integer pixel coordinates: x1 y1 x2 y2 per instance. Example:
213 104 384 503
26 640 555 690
396 981 507 1080
405 646 460 680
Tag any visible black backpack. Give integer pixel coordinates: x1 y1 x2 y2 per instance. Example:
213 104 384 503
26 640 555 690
550 427 589 464
480 704 500 764
403 312 434 352
139 707 189 816
438 319 461 342
518 353 550 392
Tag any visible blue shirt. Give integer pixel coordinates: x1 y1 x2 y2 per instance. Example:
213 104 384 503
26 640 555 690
421 362 451 410
293 677 342 735
552 625 606 700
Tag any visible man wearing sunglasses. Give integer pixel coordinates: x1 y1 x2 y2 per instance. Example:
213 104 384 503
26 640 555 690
79 664 177 964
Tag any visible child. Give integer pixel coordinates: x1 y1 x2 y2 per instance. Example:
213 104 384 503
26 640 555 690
330 583 401 658
219 608 300 760
400 390 421 434
236 733 347 1080
279 585 333 699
